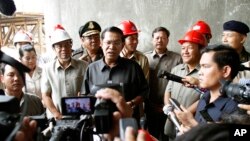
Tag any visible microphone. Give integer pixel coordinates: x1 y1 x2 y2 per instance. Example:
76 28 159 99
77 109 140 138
0 0 16 16
158 70 206 94
163 105 181 131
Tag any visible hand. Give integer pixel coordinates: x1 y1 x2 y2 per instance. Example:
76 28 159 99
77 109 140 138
182 76 199 88
174 105 198 128
95 88 133 140
238 104 250 115
14 117 37 141
53 111 62 120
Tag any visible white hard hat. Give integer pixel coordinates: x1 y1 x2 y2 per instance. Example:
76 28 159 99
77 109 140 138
50 24 71 46
13 30 33 45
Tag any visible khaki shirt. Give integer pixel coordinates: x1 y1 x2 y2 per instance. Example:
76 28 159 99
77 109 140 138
145 50 182 106
166 64 200 108
41 58 88 118
120 50 150 81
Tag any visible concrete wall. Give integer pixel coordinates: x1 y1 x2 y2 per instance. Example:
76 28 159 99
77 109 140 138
43 0 250 53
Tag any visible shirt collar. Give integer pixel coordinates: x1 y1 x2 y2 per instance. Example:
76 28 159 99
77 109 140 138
202 92 230 110
55 58 76 69
152 49 169 58
100 56 123 71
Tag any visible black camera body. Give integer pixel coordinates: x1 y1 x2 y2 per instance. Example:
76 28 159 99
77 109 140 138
220 80 250 104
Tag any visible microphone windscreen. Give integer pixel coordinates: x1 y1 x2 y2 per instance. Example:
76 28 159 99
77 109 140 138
0 0 16 16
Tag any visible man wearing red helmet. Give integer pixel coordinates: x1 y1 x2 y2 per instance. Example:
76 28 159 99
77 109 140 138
118 20 149 80
164 30 206 140
190 20 212 46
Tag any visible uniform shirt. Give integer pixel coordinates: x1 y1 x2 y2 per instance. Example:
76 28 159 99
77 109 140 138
3 92 44 116
145 50 182 106
240 47 250 63
83 57 149 121
195 91 238 123
23 66 42 99
72 46 103 63
166 64 201 108
120 50 150 81
41 58 87 118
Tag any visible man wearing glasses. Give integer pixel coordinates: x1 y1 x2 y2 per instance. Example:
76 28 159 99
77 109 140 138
41 24 88 120
82 26 149 124
72 21 103 64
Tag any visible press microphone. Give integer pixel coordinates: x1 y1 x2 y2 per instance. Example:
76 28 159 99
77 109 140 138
163 105 181 131
158 70 206 94
0 0 16 16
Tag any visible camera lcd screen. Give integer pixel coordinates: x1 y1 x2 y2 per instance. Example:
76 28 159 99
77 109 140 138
61 96 96 115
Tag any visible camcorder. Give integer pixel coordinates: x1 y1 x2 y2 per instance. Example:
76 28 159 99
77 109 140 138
220 79 250 104
50 83 123 141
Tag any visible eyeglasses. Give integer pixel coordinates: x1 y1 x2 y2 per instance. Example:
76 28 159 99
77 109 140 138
103 40 122 46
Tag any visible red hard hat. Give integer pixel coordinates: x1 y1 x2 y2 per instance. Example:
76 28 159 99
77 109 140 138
191 20 212 38
117 20 139 36
178 30 206 47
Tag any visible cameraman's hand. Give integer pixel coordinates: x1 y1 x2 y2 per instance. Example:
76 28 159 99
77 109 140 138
238 104 250 115
96 88 133 141
14 117 37 141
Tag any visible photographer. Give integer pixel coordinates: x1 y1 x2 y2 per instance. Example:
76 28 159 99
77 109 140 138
95 88 133 141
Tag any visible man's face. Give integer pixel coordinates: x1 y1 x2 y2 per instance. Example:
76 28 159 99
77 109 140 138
124 34 138 53
152 31 169 51
53 40 72 61
181 42 201 64
1 65 24 92
222 31 245 51
198 52 224 90
82 33 101 53
101 32 123 63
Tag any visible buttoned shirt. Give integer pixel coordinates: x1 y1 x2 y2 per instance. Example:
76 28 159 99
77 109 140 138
145 50 182 106
120 50 150 80
23 67 42 99
195 92 238 123
72 46 103 63
41 58 87 118
166 64 200 108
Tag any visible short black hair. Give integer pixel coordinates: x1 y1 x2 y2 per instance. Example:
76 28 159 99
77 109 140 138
101 26 125 42
19 44 37 58
152 27 170 38
201 44 240 79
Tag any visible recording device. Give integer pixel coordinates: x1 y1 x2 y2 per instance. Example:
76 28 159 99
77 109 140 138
157 70 183 83
0 0 16 16
119 118 138 141
220 79 250 104
163 102 181 131
169 98 183 111
158 70 206 94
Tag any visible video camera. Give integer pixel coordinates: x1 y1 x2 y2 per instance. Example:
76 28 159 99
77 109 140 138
50 83 122 141
220 79 250 104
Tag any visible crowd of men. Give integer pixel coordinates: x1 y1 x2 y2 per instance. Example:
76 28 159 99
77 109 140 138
1 19 250 141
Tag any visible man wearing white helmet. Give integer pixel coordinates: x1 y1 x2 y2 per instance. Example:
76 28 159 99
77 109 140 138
41 24 88 119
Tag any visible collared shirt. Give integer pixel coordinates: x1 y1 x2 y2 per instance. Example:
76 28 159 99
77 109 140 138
240 47 250 63
83 57 149 101
166 64 200 108
120 50 150 81
195 92 238 123
4 92 44 116
145 50 182 105
41 58 87 118
72 46 103 63
23 66 42 99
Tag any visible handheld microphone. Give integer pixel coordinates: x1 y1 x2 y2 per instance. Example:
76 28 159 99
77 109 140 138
158 70 205 94
163 105 181 131
0 0 16 16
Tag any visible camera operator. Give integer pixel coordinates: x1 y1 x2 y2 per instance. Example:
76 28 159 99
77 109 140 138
95 88 133 141
173 44 241 133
